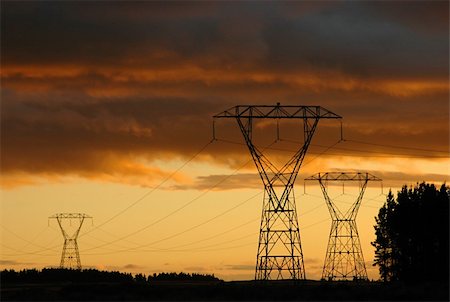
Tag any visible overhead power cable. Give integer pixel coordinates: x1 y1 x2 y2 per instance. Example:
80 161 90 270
344 139 449 154
1 140 216 256
0 242 56 257
0 225 59 252
281 138 449 158
81 139 215 237
80 199 321 255
79 140 278 252
77 139 340 253
78 137 341 256
82 190 262 253
81 191 321 256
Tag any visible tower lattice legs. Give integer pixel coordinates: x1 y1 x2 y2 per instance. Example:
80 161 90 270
322 220 366 280
305 172 381 281
255 187 304 280
49 213 92 270
60 239 81 269
214 105 342 280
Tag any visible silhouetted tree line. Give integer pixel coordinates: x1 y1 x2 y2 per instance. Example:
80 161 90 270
1 268 222 284
148 272 221 282
1 268 134 284
372 182 449 283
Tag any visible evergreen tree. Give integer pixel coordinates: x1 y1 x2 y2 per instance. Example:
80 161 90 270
372 183 449 282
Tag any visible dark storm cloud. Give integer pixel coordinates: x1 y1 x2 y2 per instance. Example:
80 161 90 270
367 1 449 33
262 2 448 78
2 1 447 79
1 1 237 67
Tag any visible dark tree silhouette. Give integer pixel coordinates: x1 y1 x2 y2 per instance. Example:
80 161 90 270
148 272 220 282
372 182 449 282
1 268 134 284
0 268 221 284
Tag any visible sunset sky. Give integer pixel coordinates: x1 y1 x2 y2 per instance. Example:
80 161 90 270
1 1 449 281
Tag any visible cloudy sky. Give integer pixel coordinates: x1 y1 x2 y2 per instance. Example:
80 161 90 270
1 1 448 280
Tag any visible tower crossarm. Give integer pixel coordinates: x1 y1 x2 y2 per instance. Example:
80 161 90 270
305 172 381 182
49 213 92 219
49 213 92 239
305 172 381 220
213 105 342 119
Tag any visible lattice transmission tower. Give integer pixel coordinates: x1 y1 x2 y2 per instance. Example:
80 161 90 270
49 213 92 269
304 172 381 280
214 104 342 280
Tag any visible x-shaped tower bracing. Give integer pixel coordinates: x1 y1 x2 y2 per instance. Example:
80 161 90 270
49 213 92 269
214 104 342 280
304 172 381 281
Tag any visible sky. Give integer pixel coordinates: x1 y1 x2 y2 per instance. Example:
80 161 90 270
0 1 449 281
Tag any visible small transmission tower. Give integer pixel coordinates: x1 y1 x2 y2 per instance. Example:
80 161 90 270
214 104 341 280
305 172 381 281
49 213 92 269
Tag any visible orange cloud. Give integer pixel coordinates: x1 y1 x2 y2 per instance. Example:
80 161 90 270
2 65 448 98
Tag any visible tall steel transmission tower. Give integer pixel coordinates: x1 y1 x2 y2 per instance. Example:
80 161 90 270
214 104 342 280
49 213 92 269
304 172 381 281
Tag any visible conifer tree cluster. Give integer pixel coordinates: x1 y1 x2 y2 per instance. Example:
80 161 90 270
372 183 449 282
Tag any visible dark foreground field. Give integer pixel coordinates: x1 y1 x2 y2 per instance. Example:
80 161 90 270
2 279 448 301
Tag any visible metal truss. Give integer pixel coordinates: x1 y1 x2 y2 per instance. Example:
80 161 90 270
49 213 92 269
305 172 381 281
214 104 341 280
214 105 341 120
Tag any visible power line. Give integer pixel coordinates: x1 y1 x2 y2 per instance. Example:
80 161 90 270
0 141 260 257
77 192 326 255
15 140 212 255
78 142 275 252
82 192 323 255
0 242 56 257
344 139 449 154
84 206 334 256
302 140 343 167
77 139 339 254
81 139 214 237
301 217 330 229
164 216 260 250
282 138 449 158
85 231 258 255
82 190 261 253
0 225 59 252
3 137 389 259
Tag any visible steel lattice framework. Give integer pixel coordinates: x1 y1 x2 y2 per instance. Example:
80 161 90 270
49 213 92 269
214 104 341 280
304 172 381 281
